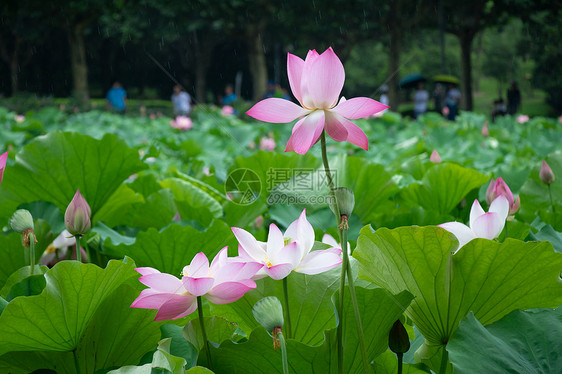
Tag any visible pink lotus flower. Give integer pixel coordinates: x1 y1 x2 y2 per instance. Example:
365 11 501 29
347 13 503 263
222 105 235 116
481 124 489 137
246 47 388 154
64 190 91 236
14 114 25 123
439 196 509 252
0 152 7 184
442 106 450 116
430 150 441 163
231 209 342 280
539 160 555 185
170 116 192 130
259 136 276 151
516 114 529 124
486 177 520 215
558 115 562 124
131 248 261 321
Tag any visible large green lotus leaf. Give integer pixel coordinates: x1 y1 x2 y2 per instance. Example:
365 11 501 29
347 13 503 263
0 260 161 373
209 267 341 346
354 225 562 348
530 224 562 253
231 150 321 201
127 189 177 229
183 316 238 351
448 308 562 374
0 131 146 222
94 184 145 228
208 287 413 374
0 259 141 354
400 163 488 214
519 151 562 230
331 154 399 225
0 265 48 298
161 178 223 226
0 233 28 289
103 221 237 275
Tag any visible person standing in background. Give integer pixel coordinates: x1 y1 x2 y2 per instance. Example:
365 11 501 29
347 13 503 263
445 84 461 121
507 81 521 115
171 85 191 116
414 82 429 118
106 81 127 113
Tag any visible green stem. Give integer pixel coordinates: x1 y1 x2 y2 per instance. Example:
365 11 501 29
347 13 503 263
282 277 293 339
320 132 341 225
549 184 556 214
197 296 213 370
75 235 82 263
29 233 35 276
73 349 81 374
397 353 403 374
322 132 345 374
337 233 347 374
343 228 369 373
438 346 449 374
278 331 289 374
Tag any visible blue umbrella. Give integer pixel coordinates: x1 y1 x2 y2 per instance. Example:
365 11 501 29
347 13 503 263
399 74 427 88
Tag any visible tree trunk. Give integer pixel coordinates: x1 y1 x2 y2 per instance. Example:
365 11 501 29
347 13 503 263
246 22 268 101
0 36 21 95
459 32 474 111
388 26 401 111
10 56 18 95
67 23 89 108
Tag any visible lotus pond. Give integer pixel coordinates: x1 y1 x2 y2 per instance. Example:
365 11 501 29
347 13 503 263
0 60 561 373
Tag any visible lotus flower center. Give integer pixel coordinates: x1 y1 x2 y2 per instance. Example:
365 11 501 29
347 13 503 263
45 243 57 254
283 238 292 246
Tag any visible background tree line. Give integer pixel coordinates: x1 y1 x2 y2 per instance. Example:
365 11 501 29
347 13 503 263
0 0 560 112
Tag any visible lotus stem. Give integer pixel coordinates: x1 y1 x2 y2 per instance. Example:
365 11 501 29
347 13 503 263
75 235 82 263
549 184 556 215
277 331 289 374
29 232 35 276
438 346 448 374
282 277 292 339
321 132 345 374
397 353 403 374
343 227 369 373
197 296 213 370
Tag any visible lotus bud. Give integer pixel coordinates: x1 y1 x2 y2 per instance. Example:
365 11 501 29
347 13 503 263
253 296 284 335
481 124 489 137
540 161 555 185
10 209 36 248
10 209 34 233
430 150 441 163
388 319 410 354
65 190 91 236
486 177 519 214
0 151 7 184
329 187 355 217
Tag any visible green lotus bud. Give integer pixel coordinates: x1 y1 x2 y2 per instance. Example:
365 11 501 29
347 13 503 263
65 190 91 236
9 209 34 233
329 187 355 217
252 296 284 335
388 319 410 354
